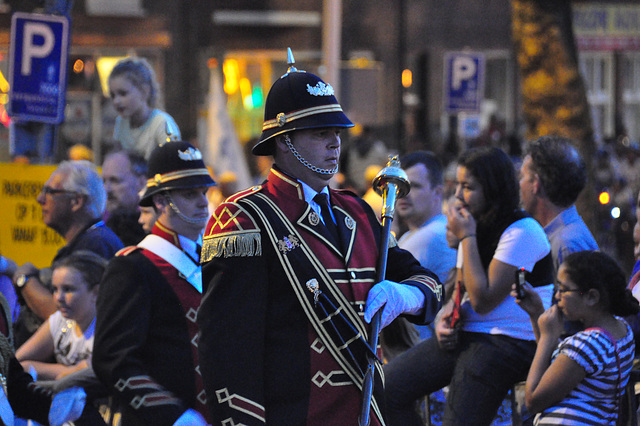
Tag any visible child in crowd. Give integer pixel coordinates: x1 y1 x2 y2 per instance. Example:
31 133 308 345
109 56 180 159
16 251 107 380
515 250 639 425
0 286 87 425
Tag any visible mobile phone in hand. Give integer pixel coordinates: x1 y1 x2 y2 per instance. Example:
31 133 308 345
449 281 462 328
515 267 526 299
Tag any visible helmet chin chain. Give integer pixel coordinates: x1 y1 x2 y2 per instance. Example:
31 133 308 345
164 192 208 226
283 134 338 175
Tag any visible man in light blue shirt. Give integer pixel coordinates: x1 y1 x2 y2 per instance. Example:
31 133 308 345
544 204 599 272
519 135 598 275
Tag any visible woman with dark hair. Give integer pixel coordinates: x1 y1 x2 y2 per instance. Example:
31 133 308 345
516 250 638 425
384 147 555 425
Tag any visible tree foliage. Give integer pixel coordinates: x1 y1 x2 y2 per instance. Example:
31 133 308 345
512 0 594 152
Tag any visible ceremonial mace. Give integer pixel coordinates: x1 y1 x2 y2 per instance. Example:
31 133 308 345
359 155 410 426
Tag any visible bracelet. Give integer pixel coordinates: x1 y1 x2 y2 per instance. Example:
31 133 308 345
460 234 476 241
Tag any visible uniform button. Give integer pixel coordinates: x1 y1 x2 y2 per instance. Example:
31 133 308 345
351 271 356 279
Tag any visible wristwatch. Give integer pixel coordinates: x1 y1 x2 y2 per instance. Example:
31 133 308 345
15 272 37 289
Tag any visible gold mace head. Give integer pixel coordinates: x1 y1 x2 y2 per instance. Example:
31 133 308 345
372 155 411 199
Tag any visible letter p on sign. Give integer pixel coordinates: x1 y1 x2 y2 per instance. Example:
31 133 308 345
21 23 55 76
451 56 477 91
9 12 69 124
444 52 484 114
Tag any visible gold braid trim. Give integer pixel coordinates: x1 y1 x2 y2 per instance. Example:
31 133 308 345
201 232 262 261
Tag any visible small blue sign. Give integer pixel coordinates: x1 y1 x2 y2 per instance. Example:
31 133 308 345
459 114 482 139
444 52 485 114
9 12 70 124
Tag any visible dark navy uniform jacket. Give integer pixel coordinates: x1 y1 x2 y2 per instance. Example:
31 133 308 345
199 168 442 426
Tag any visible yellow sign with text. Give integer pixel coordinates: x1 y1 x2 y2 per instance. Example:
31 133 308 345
0 164 65 268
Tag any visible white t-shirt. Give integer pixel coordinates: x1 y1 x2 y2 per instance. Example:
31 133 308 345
48 311 95 366
398 214 457 284
113 109 181 159
460 217 554 341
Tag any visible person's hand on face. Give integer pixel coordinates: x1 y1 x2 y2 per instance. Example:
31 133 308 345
446 200 476 241
537 305 564 339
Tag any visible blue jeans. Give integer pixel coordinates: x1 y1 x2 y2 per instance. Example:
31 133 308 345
384 331 536 426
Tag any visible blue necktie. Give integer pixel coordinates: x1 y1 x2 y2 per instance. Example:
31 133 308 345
314 193 340 244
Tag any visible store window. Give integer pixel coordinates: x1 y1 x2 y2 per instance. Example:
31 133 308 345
213 52 327 146
579 52 614 144
220 55 272 144
484 53 516 134
621 52 640 145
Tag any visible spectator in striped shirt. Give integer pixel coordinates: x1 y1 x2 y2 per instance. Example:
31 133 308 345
514 250 639 425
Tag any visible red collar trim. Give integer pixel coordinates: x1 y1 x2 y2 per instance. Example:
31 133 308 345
269 168 304 201
151 220 181 248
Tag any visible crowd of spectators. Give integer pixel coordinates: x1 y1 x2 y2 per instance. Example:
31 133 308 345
3 94 640 425
337 130 640 425
3 126 640 425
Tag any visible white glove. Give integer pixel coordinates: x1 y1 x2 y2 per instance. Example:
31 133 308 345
173 408 208 426
49 387 86 426
364 280 425 329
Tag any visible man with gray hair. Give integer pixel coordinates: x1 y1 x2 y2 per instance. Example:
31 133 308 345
519 135 599 275
12 160 123 346
102 149 148 245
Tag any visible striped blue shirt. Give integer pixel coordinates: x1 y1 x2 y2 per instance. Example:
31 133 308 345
535 319 635 425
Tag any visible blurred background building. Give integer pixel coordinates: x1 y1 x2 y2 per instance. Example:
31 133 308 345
0 1 636 159
0 0 639 268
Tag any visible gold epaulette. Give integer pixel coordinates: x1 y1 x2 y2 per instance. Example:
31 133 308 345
116 246 142 256
201 231 262 262
203 191 263 261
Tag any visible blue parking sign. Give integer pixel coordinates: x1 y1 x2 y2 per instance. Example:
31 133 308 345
444 52 484 114
9 12 70 124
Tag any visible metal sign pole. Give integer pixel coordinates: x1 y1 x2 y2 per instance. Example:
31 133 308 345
45 0 73 163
